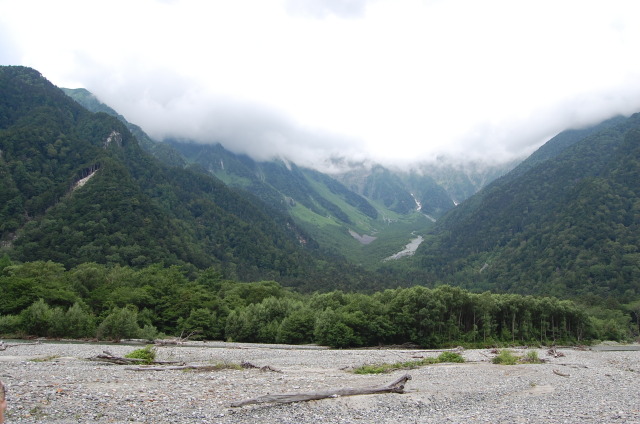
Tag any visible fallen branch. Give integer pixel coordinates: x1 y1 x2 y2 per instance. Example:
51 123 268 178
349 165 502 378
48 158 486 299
547 347 565 358
553 369 570 377
125 364 222 371
154 330 198 346
241 361 282 373
0 340 41 351
87 350 181 365
230 373 411 407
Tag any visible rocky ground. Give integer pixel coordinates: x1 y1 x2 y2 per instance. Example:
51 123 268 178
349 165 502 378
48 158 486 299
0 341 638 423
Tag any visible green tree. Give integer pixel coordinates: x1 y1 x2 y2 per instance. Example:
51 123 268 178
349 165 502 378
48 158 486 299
97 307 141 341
20 299 53 336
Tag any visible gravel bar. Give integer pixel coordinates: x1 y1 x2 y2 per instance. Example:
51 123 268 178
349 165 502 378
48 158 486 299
0 341 638 423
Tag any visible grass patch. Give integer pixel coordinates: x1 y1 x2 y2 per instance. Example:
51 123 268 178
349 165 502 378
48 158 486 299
29 355 60 362
185 362 244 372
437 351 465 363
492 349 544 365
353 351 465 374
124 345 156 365
492 349 519 365
520 350 544 364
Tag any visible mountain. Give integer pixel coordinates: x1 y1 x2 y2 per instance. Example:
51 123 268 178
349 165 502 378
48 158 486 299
411 113 640 302
0 66 337 283
61 88 186 167
61 87 518 269
163 140 432 267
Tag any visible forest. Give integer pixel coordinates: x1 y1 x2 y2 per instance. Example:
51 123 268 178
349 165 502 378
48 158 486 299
2 66 639 348
0 258 633 348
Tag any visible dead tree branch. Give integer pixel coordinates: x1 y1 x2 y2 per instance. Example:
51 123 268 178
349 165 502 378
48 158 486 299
0 341 41 351
154 331 198 346
241 361 282 373
125 364 223 371
87 350 181 365
230 373 412 407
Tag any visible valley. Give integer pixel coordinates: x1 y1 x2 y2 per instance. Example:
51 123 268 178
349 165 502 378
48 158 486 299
0 65 638 347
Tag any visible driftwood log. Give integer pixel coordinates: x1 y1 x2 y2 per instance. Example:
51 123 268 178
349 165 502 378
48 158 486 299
126 364 219 371
87 350 182 366
230 373 412 407
0 341 41 351
126 361 282 372
553 369 570 377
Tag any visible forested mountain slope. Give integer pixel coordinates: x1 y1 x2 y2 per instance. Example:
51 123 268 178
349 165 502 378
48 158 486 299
62 88 515 269
0 66 331 281
167 140 435 268
413 113 640 301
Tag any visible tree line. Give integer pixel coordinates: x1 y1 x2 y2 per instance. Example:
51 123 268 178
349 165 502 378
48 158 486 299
0 258 633 347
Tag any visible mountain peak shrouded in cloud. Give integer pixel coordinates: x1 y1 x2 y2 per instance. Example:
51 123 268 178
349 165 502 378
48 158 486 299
2 0 640 171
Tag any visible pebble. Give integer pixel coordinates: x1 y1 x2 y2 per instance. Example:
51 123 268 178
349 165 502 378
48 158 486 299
0 342 638 423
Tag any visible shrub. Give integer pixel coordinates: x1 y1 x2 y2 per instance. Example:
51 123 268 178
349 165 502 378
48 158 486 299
437 351 465 363
138 324 160 342
492 349 519 365
0 314 22 336
124 345 156 364
521 350 544 364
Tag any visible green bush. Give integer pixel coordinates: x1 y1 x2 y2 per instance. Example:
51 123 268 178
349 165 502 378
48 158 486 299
138 324 160 342
521 350 543 364
0 314 22 336
124 345 156 364
437 351 465 363
492 349 519 365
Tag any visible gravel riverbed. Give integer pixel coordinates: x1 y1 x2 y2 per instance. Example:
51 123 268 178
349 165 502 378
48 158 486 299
0 341 638 423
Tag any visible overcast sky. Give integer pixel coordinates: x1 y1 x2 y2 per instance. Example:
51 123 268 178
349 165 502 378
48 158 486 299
2 0 640 171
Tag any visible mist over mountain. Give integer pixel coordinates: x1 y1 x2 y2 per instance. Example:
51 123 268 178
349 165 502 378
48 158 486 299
63 85 511 268
410 112 640 301
2 66 368 286
4 64 640 316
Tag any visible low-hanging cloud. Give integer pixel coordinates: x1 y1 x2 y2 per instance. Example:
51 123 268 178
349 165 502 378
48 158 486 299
3 0 640 172
87 67 368 172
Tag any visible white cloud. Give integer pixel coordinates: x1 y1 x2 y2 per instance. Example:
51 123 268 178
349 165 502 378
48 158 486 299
2 0 640 169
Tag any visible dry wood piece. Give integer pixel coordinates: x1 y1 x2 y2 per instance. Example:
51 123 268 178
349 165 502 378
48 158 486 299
241 361 282 373
87 350 181 365
230 373 412 407
553 369 570 377
125 364 225 371
154 330 198 346
0 341 41 351
547 347 565 358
